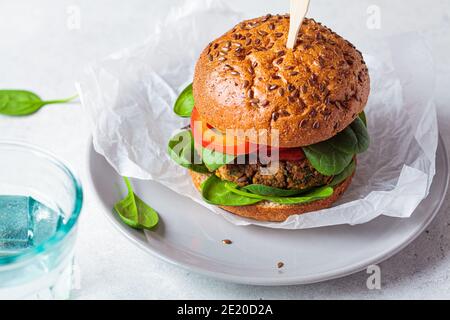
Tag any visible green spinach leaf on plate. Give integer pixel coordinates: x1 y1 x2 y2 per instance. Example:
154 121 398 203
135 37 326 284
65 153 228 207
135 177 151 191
114 177 159 230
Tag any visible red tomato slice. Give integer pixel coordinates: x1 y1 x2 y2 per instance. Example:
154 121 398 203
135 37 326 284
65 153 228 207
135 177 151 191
190 107 305 160
190 107 257 156
277 148 305 161
258 146 306 162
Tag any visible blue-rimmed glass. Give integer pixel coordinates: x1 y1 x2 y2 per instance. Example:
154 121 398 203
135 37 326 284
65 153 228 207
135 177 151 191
0 141 83 299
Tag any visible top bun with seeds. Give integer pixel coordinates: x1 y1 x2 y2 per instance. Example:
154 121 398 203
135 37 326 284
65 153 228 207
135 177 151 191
193 14 370 148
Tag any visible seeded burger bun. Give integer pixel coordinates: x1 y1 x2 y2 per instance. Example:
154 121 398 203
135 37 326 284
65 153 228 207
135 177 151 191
186 14 369 222
190 170 354 222
193 15 370 148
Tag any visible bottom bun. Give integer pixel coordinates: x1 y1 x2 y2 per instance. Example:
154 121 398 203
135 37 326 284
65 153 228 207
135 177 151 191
190 170 354 222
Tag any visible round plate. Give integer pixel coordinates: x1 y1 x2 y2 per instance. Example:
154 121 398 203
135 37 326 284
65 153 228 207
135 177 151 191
88 136 449 286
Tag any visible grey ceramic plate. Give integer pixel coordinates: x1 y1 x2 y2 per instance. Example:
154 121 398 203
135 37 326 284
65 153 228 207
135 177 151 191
88 136 449 285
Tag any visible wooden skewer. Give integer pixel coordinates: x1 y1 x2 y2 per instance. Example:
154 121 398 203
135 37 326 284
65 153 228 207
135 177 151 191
286 0 311 49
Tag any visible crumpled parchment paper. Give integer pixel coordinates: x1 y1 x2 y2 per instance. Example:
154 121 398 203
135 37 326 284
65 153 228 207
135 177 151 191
76 0 438 229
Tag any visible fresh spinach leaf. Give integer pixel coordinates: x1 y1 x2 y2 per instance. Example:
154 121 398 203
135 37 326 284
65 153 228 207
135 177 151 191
201 147 236 172
303 143 354 176
114 177 159 230
350 117 370 154
0 90 77 116
224 183 268 200
328 126 358 154
133 194 159 229
242 184 308 197
174 83 194 117
329 159 356 187
201 175 333 207
302 117 370 176
167 130 209 173
267 186 334 204
168 130 234 173
359 111 367 127
201 175 261 206
225 184 333 205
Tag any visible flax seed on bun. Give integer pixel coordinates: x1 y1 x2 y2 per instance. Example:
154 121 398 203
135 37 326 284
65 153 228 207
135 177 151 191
193 14 370 148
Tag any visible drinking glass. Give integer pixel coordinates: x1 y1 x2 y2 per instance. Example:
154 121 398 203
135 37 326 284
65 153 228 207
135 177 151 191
0 141 83 299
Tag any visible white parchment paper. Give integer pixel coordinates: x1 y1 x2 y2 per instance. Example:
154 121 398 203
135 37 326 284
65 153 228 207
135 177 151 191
77 0 438 229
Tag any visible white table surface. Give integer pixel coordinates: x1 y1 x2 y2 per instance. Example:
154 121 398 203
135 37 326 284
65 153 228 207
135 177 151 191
1 0 450 299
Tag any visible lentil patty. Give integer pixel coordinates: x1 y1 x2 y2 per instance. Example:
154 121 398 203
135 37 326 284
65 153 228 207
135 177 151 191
215 159 332 190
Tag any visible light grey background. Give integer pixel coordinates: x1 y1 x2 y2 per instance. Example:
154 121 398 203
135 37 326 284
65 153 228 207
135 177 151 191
0 0 449 299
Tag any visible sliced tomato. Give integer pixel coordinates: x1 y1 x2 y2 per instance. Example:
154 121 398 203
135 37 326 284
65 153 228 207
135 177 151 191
190 107 257 156
258 146 306 162
277 148 305 161
190 107 305 160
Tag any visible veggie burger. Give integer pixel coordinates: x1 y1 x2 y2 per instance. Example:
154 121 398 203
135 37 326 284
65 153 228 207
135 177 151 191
168 14 370 222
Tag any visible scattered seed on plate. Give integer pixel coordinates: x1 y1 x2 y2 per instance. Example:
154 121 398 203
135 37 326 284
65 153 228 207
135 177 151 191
222 239 233 245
